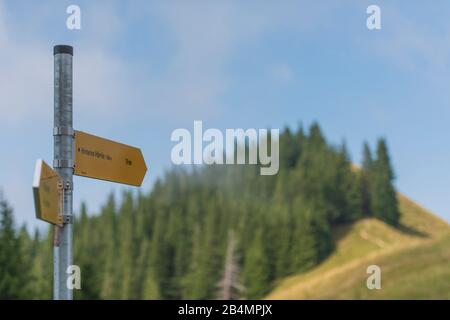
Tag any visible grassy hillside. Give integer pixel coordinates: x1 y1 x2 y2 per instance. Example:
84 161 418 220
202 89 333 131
266 194 450 299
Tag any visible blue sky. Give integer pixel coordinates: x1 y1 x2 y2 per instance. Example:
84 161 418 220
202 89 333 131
0 0 449 230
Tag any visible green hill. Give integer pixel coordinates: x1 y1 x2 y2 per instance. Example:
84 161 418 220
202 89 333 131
266 194 450 299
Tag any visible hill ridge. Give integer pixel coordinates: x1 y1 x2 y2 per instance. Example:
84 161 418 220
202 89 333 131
266 192 450 299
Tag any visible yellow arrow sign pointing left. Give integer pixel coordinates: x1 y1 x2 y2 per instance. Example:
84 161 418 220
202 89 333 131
33 159 63 226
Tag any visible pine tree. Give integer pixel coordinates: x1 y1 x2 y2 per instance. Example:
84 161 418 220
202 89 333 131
182 224 204 299
117 191 135 299
370 139 400 226
243 228 270 299
74 203 102 299
279 127 300 168
139 238 161 299
100 193 118 299
361 142 373 216
149 208 172 298
335 142 363 222
142 268 160 299
0 194 30 299
289 199 332 273
183 198 224 299
271 201 292 278
28 229 52 299
17 225 34 298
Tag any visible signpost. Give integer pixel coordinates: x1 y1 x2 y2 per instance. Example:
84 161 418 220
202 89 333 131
53 44 74 300
33 159 63 226
33 44 147 300
74 130 147 186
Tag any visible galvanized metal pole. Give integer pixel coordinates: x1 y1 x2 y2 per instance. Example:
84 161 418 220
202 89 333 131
53 45 74 300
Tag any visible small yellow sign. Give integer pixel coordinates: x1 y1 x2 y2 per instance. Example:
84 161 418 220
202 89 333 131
74 131 147 186
33 159 63 225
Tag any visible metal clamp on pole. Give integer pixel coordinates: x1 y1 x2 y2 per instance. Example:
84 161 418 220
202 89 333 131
53 159 74 169
64 180 73 191
58 179 73 191
62 215 74 224
54 126 74 136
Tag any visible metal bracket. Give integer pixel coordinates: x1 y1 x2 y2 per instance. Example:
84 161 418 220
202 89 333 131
53 126 74 136
62 215 73 224
57 179 73 191
64 181 73 191
53 159 74 169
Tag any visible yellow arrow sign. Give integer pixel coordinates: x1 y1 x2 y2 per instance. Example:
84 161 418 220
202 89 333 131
74 130 147 186
33 159 63 225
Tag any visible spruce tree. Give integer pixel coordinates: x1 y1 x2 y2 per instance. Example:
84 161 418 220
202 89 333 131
370 139 400 226
29 229 52 299
100 193 118 299
117 191 135 299
279 127 300 168
289 199 330 273
243 228 270 299
336 142 363 222
0 194 30 299
139 238 161 299
361 142 373 216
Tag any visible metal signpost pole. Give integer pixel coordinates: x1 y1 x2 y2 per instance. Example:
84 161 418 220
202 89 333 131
53 45 74 300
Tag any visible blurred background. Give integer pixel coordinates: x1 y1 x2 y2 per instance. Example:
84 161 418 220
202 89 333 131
0 0 449 299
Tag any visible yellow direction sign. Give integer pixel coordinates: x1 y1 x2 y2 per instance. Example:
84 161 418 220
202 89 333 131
33 159 63 225
74 130 147 186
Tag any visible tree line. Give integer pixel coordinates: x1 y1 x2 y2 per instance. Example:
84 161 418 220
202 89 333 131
0 122 399 299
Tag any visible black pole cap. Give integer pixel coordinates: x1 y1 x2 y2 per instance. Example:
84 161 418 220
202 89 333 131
53 45 73 55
